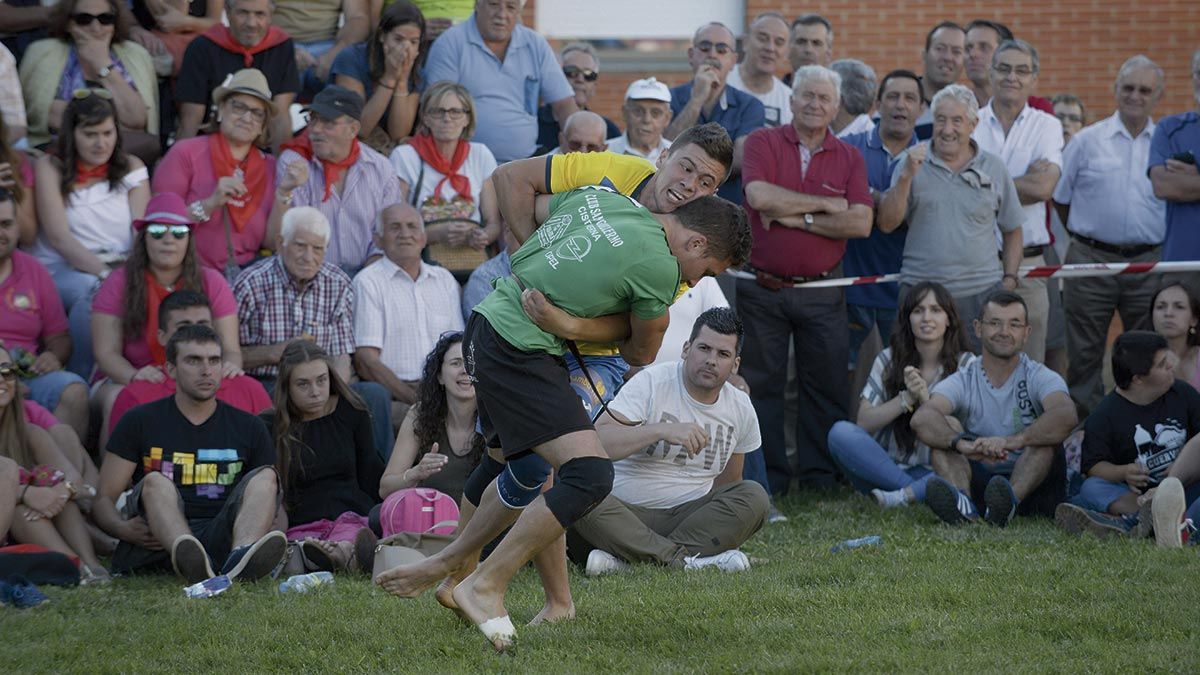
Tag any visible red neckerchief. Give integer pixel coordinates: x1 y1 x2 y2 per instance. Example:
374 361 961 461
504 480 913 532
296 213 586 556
408 134 473 202
144 270 174 365
74 160 108 186
209 132 267 232
202 24 290 67
281 131 361 202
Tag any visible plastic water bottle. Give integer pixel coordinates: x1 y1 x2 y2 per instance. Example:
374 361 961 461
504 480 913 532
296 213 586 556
278 571 335 594
183 575 232 599
831 535 882 553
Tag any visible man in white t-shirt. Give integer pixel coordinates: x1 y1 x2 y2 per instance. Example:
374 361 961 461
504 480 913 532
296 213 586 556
571 308 768 574
605 78 674 164
726 13 793 128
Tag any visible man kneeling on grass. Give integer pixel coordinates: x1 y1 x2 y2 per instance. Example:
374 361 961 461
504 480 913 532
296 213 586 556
1056 331 1200 546
911 291 1078 526
93 324 288 583
571 307 768 575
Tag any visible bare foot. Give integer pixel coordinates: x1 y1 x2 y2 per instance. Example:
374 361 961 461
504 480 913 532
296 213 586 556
452 571 514 652
374 556 454 597
528 601 575 626
435 558 476 615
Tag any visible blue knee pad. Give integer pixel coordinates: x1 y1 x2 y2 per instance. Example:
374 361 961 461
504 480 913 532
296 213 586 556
463 454 505 507
543 456 614 528
495 453 551 509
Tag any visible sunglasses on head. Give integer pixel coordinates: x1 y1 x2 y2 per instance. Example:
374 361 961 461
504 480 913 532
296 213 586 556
73 87 114 101
563 65 599 82
71 11 117 26
146 224 191 240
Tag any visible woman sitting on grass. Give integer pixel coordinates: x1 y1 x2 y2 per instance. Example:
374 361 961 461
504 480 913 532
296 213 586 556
267 340 382 573
1149 281 1200 392
827 281 973 508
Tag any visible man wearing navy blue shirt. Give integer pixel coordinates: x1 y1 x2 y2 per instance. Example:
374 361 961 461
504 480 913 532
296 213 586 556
1148 48 1200 263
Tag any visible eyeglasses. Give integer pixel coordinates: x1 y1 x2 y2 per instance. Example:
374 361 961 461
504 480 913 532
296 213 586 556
992 64 1035 78
695 41 734 56
0 365 16 381
71 11 116 26
1055 112 1083 124
563 65 598 82
146 224 191 240
624 104 668 120
227 99 267 122
73 87 114 100
981 319 1027 331
426 107 468 120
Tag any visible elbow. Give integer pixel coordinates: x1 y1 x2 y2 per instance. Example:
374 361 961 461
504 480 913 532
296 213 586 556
850 214 873 238
619 347 656 368
743 182 766 211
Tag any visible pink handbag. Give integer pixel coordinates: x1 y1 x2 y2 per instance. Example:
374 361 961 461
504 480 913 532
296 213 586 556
379 488 459 537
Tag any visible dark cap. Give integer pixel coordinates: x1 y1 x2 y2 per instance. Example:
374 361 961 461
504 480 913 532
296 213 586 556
304 85 364 122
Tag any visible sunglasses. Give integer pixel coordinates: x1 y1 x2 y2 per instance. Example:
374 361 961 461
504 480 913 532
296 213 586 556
73 87 114 100
146 224 191 240
563 65 599 82
71 11 117 26
0 365 16 381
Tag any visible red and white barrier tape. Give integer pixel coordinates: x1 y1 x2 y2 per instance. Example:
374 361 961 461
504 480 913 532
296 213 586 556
726 260 1200 289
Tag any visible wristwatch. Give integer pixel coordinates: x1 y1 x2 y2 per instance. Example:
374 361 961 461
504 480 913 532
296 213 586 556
98 63 114 79
803 213 814 230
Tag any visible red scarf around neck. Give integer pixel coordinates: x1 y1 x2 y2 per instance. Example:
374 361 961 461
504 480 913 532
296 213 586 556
209 132 267 232
202 24 290 67
409 134 473 202
143 270 175 365
74 160 108 186
281 131 361 202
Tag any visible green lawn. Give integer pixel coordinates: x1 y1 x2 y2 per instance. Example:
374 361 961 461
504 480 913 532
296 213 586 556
4 489 1198 673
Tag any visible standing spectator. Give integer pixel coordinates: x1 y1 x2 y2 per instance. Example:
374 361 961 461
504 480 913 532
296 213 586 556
964 19 1012 107
1055 55 1166 414
274 85 403 274
830 59 876 138
1150 281 1200 390
1148 48 1200 264
877 84 1025 351
1052 93 1087 146
842 69 923 372
423 0 577 163
913 22 966 140
0 42 26 143
271 0 371 98
31 91 149 378
535 43 619 156
353 203 463 426
175 0 298 147
972 39 1063 363
667 22 765 204
726 13 792 128
604 78 673 163
739 65 873 492
153 68 278 275
784 14 833 84
331 1 426 151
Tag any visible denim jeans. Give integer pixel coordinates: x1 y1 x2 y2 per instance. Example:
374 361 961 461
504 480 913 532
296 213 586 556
827 420 932 501
45 261 102 379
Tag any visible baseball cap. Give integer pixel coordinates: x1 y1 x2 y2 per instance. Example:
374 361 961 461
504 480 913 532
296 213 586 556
624 77 671 103
304 85 364 122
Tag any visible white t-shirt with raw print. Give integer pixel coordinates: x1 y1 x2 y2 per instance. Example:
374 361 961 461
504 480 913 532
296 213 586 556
607 361 761 509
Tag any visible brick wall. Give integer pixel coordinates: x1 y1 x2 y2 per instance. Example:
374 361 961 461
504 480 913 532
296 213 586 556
524 0 1199 128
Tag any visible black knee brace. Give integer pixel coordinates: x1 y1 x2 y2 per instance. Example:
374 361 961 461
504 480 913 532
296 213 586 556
463 454 506 507
542 456 614 528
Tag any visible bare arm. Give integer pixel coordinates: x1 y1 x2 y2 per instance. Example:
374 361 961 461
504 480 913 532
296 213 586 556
212 313 243 370
855 394 912 436
240 342 287 371
92 313 138 384
731 135 746 175
1150 163 1200 202
42 331 72 368
1000 227 1023 283
491 158 551 246
519 288 631 342
176 103 206 140
354 347 417 404
314 0 372 80
384 91 419 142
33 156 108 275
1013 164 1060 205
619 312 670 367
15 181 38 246
776 204 872 239
549 96 579 128
332 353 352 384
1166 433 1200 485
911 394 966 451
744 180 847 220
712 453 744 489
1005 390 1077 448
269 93 297 150
92 452 137 539
665 88 708 140
338 74 388 140
379 409 422 497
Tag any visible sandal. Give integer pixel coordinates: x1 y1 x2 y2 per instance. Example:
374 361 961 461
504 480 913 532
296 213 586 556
351 527 378 575
299 540 338 572
80 564 113 586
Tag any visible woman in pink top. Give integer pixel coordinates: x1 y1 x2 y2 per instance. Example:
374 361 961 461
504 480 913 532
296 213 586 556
91 192 241 445
151 68 278 276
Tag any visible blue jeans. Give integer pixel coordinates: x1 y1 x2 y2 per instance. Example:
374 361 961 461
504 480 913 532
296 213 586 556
741 447 770 495
827 421 932 501
297 39 337 98
847 303 896 370
567 354 629 421
23 369 88 413
45 261 101 379
257 375 393 463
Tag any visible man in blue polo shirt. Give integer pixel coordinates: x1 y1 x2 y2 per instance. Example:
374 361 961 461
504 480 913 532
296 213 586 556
842 69 924 371
424 0 578 162
1148 48 1200 263
666 22 765 204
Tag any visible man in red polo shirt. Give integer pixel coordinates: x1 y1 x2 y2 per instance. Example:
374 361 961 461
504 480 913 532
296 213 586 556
740 64 873 493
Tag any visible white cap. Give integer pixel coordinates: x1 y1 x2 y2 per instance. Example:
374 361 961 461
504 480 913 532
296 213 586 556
624 77 671 103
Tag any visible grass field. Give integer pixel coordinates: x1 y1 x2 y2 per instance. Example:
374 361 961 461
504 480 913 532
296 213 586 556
4 489 1199 673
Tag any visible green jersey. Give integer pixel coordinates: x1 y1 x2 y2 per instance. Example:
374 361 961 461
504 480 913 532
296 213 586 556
474 186 681 355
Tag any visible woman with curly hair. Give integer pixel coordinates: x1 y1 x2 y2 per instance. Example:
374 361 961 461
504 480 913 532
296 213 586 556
827 281 974 508
379 331 482 504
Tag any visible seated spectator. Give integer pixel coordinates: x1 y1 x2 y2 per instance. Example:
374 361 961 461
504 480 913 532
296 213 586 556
92 193 241 442
828 281 973 508
535 42 619 156
0 344 110 584
274 85 402 274
911 291 1077 527
1150 281 1200 390
390 81 500 278
830 58 876 138
1051 93 1086 146
1056 330 1200 544
0 115 36 247
571 308 768 575
0 455 16 544
379 331 481 505
175 0 298 147
108 289 271 434
233 207 392 459
0 42 27 144
129 0 224 78
30 90 149 378
265 340 382 573
272 0 371 98
0 196 90 440
549 111 608 155
22 398 100 507
353 203 462 425
726 13 792 127
332 1 425 152
152 68 278 275
94 324 287 583
605 78 673 163
18 0 157 153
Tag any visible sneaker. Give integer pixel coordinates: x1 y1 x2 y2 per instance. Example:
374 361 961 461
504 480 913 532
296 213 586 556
585 549 632 576
767 505 788 524
0 576 49 609
1129 496 1154 539
925 476 978 525
983 475 1018 527
1153 477 1187 548
684 549 751 572
871 488 908 509
171 534 215 584
1055 503 1132 539
221 530 287 581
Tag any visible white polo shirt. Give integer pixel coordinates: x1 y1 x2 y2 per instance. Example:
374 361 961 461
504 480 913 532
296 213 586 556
605 133 672 164
973 103 1064 248
1052 112 1165 246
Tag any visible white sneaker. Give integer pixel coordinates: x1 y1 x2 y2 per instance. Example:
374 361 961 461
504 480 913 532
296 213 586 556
767 505 788 523
684 549 750 572
871 488 908 509
585 549 632 576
